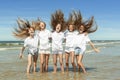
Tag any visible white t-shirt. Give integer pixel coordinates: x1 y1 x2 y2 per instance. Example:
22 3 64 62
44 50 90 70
65 31 78 47
52 31 64 50
37 29 51 49
74 33 90 51
24 35 39 54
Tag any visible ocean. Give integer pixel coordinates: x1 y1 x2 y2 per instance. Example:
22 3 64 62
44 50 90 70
0 40 120 51
0 40 120 80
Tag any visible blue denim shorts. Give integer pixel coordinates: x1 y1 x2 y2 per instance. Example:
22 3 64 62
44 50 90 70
75 47 81 55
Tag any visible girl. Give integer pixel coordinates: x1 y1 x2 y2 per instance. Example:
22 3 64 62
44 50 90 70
50 10 66 73
37 21 51 73
74 14 100 73
65 11 81 72
13 18 39 74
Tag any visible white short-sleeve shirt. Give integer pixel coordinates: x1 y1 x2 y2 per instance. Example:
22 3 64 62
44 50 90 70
24 35 39 54
52 31 64 50
65 31 78 47
37 29 51 49
74 33 90 51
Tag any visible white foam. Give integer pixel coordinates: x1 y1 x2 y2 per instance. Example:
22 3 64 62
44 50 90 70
93 41 120 46
0 47 21 51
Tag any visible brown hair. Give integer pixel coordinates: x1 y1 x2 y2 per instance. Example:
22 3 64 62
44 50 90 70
74 10 82 30
33 17 46 31
31 17 41 30
13 18 33 39
81 16 98 33
50 10 66 32
74 11 98 34
39 21 46 30
67 10 82 31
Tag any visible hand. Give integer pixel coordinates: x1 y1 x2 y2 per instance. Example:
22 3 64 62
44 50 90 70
19 53 23 59
63 38 66 43
48 37 52 43
94 48 100 53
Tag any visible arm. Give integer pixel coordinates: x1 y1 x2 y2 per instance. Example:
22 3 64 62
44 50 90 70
88 41 100 53
48 31 52 43
19 46 25 59
48 37 52 43
64 37 66 43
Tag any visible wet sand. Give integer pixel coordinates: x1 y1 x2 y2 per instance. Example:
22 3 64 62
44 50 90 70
0 43 120 80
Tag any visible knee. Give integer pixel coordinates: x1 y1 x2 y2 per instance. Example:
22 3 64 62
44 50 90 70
60 62 63 65
78 61 82 65
54 62 57 65
46 63 48 65
34 63 37 66
71 61 74 64
28 62 32 66
66 62 69 65
40 61 44 65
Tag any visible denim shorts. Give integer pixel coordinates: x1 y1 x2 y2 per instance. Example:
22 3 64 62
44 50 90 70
75 47 81 55
28 51 38 55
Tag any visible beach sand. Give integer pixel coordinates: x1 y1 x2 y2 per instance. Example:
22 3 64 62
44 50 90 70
0 41 120 80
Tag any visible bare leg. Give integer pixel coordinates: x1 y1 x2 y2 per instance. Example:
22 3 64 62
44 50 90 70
53 54 57 73
65 52 69 72
45 54 50 72
70 51 76 72
33 53 38 73
75 55 81 71
78 54 86 73
27 54 32 74
40 54 45 73
59 54 64 73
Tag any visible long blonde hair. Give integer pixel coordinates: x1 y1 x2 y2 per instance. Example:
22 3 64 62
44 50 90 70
13 18 34 39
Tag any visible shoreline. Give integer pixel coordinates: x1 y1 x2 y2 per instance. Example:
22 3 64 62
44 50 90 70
0 40 120 80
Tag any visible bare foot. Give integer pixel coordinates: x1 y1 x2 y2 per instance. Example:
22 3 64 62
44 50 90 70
83 71 87 74
26 72 30 75
52 71 56 74
73 67 76 72
78 68 81 72
66 68 69 72
33 71 37 74
61 71 64 74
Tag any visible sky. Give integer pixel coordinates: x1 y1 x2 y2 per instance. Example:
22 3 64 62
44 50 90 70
0 0 120 41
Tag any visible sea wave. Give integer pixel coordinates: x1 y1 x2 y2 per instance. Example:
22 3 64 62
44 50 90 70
0 40 120 51
0 47 21 51
92 41 120 46
1 40 120 46
0 41 23 46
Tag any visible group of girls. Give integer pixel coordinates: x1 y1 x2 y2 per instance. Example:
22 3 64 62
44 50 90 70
13 10 100 74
